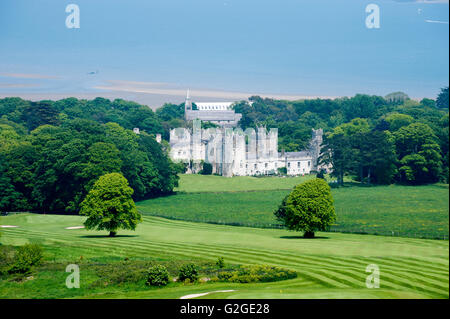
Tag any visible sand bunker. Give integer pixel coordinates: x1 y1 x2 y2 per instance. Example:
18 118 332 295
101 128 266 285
65 226 85 230
0 225 19 228
179 290 236 299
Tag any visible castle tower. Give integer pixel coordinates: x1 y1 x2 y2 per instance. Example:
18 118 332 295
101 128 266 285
185 89 192 115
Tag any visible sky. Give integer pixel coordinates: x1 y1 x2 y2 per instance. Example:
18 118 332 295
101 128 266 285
0 0 448 108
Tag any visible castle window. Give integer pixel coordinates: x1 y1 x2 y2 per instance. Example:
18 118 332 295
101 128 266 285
308 161 311 167
265 163 268 168
288 162 291 168
297 162 300 167
254 164 257 169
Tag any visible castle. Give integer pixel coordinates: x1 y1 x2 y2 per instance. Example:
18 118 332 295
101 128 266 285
184 90 242 127
169 92 324 177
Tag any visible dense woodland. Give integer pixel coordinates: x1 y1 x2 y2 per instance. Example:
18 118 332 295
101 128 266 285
0 97 181 213
0 87 448 213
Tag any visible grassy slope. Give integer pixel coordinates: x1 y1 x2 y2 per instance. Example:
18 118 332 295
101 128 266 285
0 214 448 299
138 175 449 238
174 174 314 193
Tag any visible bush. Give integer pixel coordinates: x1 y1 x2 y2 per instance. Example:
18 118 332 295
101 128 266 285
217 265 297 283
178 263 199 282
146 265 169 287
9 244 43 274
0 245 16 275
216 257 225 269
200 162 213 175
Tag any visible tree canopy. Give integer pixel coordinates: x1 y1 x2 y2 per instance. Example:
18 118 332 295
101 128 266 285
274 178 336 238
79 173 142 237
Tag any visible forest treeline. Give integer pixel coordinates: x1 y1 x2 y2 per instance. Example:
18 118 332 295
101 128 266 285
0 87 448 212
0 97 181 213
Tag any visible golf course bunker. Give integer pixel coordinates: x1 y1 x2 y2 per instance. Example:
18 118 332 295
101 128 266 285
65 226 85 230
179 290 236 299
0 225 19 228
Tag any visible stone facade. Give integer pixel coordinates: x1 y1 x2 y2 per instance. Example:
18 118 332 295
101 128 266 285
169 92 324 177
170 119 324 177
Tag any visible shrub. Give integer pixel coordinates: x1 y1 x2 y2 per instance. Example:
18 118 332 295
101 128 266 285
200 163 213 175
216 257 225 269
0 245 16 275
178 263 199 282
217 265 297 283
9 244 43 274
146 265 169 287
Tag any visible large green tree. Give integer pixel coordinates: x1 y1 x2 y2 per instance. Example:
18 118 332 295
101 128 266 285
79 173 142 237
436 87 449 109
274 178 336 238
394 123 442 184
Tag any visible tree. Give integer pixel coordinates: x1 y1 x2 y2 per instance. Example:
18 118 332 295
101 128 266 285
274 178 336 238
22 101 60 130
436 87 449 109
385 113 414 131
79 173 142 237
319 119 369 186
394 123 442 184
353 130 397 184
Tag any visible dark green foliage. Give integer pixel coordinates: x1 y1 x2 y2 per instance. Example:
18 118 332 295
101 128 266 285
22 101 60 131
216 257 225 269
8 244 43 274
0 245 16 275
0 97 180 213
436 87 449 109
146 265 170 287
316 169 325 179
394 123 441 184
215 265 297 283
178 263 199 282
200 162 213 175
274 179 336 237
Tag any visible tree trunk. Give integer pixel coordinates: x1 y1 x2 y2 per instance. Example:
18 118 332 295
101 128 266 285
109 231 117 237
304 231 315 238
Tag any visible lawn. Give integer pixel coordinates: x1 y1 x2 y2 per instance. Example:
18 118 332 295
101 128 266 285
0 214 448 299
138 176 449 239
174 174 314 193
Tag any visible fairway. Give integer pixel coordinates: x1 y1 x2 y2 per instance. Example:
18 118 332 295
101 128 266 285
139 176 449 239
0 214 448 299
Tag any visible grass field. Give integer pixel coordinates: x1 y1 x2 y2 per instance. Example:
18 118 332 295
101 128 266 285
138 175 449 239
0 214 448 299
174 174 315 193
